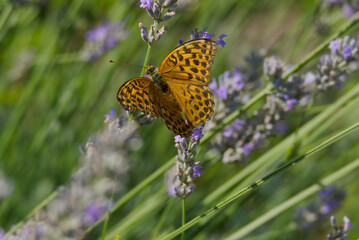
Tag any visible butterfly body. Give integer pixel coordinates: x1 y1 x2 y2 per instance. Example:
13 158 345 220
117 39 217 137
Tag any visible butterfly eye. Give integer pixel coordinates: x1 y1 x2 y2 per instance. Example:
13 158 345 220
146 66 155 75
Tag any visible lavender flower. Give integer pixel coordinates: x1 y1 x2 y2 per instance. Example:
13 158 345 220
140 0 152 10
294 185 346 230
342 4 355 18
104 107 116 122
215 34 228 47
139 0 177 45
4 110 136 239
208 36 359 164
328 216 352 240
189 27 228 47
316 37 358 90
166 127 204 199
322 0 359 18
82 22 128 61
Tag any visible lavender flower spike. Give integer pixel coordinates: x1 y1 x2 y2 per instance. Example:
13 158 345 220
166 127 205 199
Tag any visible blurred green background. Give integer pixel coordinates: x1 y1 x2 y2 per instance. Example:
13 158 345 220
0 0 358 239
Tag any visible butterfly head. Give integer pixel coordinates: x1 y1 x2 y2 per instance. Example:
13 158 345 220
145 66 156 77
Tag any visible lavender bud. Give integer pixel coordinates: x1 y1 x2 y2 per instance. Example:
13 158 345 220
161 9 176 21
163 0 177 7
139 23 149 43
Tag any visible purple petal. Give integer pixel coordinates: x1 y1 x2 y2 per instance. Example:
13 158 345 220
174 135 185 144
215 34 228 48
193 164 203 177
329 39 341 52
104 108 116 119
191 128 203 141
140 0 152 10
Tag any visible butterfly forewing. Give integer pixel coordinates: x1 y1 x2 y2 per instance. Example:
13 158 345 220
159 39 217 85
117 77 159 117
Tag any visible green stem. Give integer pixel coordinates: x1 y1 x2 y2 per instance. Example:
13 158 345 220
160 121 359 240
0 4 12 31
283 11 359 79
225 158 359 239
5 190 58 236
85 158 175 234
182 198 186 240
100 213 110 240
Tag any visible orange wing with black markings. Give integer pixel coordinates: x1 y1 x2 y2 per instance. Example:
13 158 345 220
116 39 217 137
117 77 159 117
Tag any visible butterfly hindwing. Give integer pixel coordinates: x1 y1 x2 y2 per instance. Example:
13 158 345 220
169 83 215 125
117 77 159 117
159 39 217 85
155 92 194 137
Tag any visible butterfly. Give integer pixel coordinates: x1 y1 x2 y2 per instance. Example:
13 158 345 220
117 39 217 137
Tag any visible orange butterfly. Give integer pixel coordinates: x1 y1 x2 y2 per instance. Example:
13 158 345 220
117 39 217 137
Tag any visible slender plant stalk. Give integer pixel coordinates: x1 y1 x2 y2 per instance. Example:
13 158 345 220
160 121 359 240
282 11 359 79
203 81 359 205
225 158 359 239
182 199 186 240
5 190 58 236
0 4 12 31
100 213 110 240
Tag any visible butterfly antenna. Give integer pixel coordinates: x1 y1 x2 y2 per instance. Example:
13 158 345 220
108 60 144 69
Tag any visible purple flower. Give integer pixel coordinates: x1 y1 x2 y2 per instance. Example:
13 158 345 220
343 216 351 231
104 107 116 121
83 22 128 61
202 31 215 39
223 126 234 138
320 200 341 214
193 163 203 177
0 229 5 240
274 121 289 134
215 34 228 47
209 80 217 91
233 71 244 89
232 119 244 131
192 128 203 141
286 98 298 110
343 4 355 18
167 186 176 196
329 39 341 52
83 204 106 225
243 143 255 156
174 135 185 144
342 45 354 59
215 84 228 100
140 0 152 10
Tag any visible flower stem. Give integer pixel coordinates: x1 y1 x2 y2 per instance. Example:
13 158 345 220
0 4 12 31
282 11 359 80
225 158 359 239
160 121 359 240
182 198 186 240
